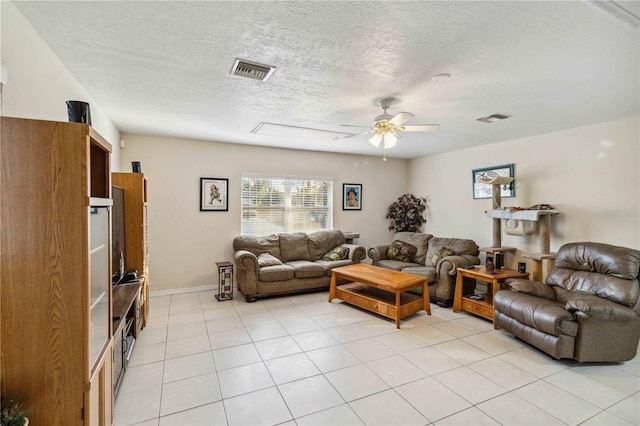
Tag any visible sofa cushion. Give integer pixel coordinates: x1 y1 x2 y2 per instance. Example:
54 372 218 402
285 260 326 278
259 264 295 282
322 246 349 261
547 268 640 308
555 290 639 322
316 259 353 276
386 240 418 262
258 253 282 267
392 232 433 265
233 234 281 259
426 237 479 264
279 232 311 262
399 266 437 283
431 247 454 267
308 230 345 260
554 242 640 280
378 259 421 271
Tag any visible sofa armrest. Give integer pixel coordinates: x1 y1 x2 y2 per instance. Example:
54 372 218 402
233 250 259 296
342 243 366 263
437 254 480 276
564 294 639 322
504 278 556 300
368 245 390 264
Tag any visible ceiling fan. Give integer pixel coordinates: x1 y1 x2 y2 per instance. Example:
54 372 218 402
338 97 440 151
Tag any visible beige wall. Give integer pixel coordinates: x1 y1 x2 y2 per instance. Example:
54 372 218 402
0 1 121 167
119 133 409 291
409 115 640 270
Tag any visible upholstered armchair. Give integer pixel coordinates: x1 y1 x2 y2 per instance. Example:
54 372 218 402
494 242 640 362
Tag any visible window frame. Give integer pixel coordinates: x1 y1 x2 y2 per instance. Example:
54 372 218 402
241 174 333 236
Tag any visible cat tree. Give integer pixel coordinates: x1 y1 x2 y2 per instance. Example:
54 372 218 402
478 173 560 280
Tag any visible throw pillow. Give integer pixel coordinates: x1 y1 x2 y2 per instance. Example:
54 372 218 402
432 247 454 266
322 246 349 261
258 253 282 267
386 240 418 262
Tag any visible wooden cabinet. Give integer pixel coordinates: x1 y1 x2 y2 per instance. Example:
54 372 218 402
112 172 150 327
0 117 114 425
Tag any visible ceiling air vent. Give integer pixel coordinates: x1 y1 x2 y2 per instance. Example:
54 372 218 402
476 113 512 124
230 58 276 82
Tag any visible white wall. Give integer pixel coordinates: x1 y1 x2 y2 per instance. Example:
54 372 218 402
119 133 409 292
409 115 640 269
0 1 121 167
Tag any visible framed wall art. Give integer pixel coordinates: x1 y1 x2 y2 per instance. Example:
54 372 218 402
200 177 229 211
472 164 515 199
343 183 362 210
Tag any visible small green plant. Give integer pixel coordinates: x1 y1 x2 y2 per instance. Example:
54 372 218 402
386 193 428 232
1 399 30 426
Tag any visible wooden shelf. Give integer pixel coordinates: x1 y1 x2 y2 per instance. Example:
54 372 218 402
335 282 424 324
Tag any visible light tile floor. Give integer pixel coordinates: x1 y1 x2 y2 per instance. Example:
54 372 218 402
115 289 640 426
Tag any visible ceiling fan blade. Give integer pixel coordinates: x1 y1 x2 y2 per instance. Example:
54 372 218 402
400 124 440 132
340 124 370 128
388 112 415 126
341 130 374 139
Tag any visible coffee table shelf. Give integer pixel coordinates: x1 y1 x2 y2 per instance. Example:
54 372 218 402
336 282 425 321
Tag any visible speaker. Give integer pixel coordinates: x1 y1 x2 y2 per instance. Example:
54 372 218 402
518 262 527 273
132 161 142 173
66 101 92 125
495 252 504 269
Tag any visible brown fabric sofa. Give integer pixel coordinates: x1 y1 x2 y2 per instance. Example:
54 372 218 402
368 232 480 307
494 242 640 362
233 230 366 302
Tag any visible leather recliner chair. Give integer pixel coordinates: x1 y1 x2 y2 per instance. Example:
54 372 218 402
494 242 640 362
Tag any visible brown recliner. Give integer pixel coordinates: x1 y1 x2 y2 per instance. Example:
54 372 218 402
494 242 640 362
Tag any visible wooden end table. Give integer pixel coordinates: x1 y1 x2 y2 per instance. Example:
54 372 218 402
329 264 430 328
453 266 529 328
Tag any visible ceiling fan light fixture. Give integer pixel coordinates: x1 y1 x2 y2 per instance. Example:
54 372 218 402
368 133 383 148
383 131 399 149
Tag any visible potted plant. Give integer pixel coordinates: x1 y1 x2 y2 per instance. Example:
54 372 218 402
386 193 428 232
1 399 30 426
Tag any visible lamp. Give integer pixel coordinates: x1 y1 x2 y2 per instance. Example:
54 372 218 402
368 132 383 148
369 130 400 149
383 131 399 149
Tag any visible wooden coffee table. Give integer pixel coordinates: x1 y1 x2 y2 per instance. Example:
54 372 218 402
329 264 430 328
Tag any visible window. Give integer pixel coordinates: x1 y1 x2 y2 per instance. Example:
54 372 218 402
241 175 333 236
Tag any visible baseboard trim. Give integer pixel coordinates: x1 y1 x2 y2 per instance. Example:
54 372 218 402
150 284 216 298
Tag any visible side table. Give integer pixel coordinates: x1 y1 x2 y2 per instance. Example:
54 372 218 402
453 266 529 328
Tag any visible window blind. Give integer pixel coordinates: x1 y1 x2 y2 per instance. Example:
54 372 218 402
241 175 333 236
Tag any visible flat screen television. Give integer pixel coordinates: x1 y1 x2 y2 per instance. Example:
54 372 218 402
112 185 126 286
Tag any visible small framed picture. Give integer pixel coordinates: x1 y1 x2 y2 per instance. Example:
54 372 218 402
200 178 229 211
343 183 362 210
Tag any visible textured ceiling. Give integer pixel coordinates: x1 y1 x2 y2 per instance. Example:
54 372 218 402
13 1 640 159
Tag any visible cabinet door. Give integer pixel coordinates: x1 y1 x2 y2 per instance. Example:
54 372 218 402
89 207 111 370
86 341 113 426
